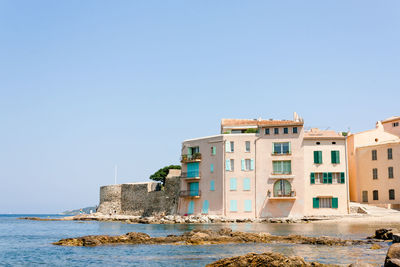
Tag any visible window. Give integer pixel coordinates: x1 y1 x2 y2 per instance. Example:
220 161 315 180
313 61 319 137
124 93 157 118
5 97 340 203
274 128 279 134
273 142 291 154
242 159 254 171
389 167 394 178
210 180 215 191
283 127 288 134
225 141 234 153
201 200 209 214
265 128 270 135
373 190 379 200
273 161 291 174
273 179 292 197
332 142 336 145
225 159 234 171
331 150 340 164
316 142 321 145
230 200 238 212
244 200 252 212
243 178 251 191
210 164 214 173
373 168 378 179
332 172 341 184
245 141 250 152
310 172 324 184
211 146 216 155
230 178 237 191
388 148 393 160
372 150 377 160
393 122 399 127
314 151 322 164
293 127 298 134
389 189 395 200
313 197 338 209
362 191 368 202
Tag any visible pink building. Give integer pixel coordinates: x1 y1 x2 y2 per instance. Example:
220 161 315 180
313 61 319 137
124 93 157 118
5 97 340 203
178 113 349 218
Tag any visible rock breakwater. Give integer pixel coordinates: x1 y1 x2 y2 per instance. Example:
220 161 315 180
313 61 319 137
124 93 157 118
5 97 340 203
53 228 372 247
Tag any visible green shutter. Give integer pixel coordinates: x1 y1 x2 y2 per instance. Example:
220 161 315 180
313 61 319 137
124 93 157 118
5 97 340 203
332 197 338 208
288 142 291 154
331 151 340 164
272 143 275 154
212 146 216 155
323 173 328 184
340 172 345 184
314 151 319 163
241 159 245 171
328 172 332 184
319 151 322 164
310 173 315 184
250 159 254 170
210 164 214 173
313 197 319 208
188 147 192 155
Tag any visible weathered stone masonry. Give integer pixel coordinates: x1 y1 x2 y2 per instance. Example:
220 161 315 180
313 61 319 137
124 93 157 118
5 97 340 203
97 170 181 216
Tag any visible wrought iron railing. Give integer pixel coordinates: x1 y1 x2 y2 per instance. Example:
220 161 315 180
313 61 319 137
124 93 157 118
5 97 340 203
179 190 201 197
181 153 202 162
273 191 296 197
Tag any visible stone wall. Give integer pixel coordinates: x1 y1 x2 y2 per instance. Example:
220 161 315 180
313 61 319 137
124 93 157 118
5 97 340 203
97 173 181 216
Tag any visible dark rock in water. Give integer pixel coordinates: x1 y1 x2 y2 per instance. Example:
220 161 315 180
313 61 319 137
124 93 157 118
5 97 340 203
205 252 338 267
393 233 400 243
53 228 373 247
385 243 400 267
370 229 393 240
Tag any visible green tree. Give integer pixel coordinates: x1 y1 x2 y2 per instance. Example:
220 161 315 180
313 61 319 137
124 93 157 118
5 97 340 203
149 165 181 186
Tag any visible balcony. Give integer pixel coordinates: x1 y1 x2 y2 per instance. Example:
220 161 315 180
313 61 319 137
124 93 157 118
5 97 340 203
181 153 202 163
179 190 201 198
181 171 201 180
271 152 292 156
269 190 296 200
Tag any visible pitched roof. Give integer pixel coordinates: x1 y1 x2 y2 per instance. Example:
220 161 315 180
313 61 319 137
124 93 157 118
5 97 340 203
382 116 400 124
304 128 345 139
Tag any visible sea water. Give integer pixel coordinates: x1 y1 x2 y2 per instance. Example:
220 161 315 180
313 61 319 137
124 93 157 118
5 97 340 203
0 214 396 266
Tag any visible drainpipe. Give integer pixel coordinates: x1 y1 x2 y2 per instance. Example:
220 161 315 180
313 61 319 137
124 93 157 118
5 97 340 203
223 139 226 217
254 130 263 219
345 136 350 214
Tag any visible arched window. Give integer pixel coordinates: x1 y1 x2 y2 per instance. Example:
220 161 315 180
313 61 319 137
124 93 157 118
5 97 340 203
273 179 292 197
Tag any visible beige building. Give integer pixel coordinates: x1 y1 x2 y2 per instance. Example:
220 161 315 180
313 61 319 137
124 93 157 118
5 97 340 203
348 116 400 209
178 113 349 218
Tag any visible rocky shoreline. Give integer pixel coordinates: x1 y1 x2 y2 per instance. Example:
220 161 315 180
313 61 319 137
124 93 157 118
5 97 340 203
19 213 339 224
53 228 373 247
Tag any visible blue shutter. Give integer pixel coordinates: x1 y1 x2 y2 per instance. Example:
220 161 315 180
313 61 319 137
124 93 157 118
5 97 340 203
225 141 230 152
202 200 209 214
241 159 245 170
187 162 199 178
250 159 254 170
244 200 252 212
230 200 238 212
230 178 237 190
243 178 251 191
210 180 215 191
210 164 214 173
188 200 194 214
226 159 230 171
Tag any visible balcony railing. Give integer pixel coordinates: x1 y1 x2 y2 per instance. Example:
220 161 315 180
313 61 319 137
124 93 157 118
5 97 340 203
272 172 292 175
273 191 296 198
179 190 201 197
181 153 202 163
181 171 201 178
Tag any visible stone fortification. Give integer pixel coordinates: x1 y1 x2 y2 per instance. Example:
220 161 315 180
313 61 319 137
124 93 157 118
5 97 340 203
97 170 181 216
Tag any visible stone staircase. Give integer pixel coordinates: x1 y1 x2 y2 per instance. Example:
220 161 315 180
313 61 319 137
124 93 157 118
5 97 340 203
350 202 400 216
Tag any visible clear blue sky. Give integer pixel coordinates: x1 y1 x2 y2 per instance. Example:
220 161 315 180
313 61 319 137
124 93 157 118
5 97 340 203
0 1 399 213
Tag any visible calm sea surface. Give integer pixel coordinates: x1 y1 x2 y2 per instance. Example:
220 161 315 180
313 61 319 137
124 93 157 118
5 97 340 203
0 214 398 266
